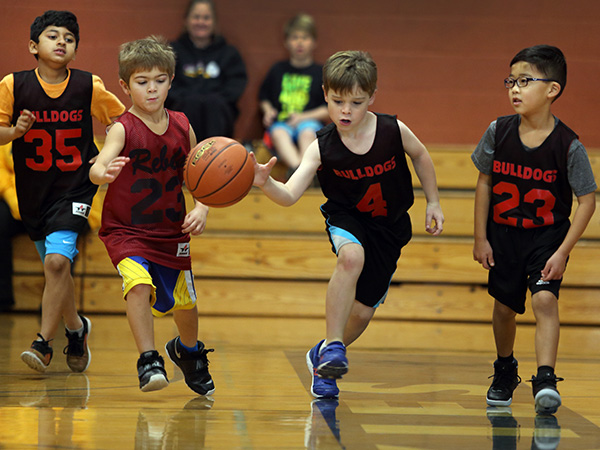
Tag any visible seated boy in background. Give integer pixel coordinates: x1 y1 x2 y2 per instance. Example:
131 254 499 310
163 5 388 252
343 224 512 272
259 13 329 174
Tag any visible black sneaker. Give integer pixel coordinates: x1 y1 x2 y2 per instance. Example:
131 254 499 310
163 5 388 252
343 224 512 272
137 350 169 392
529 371 564 415
486 358 521 406
21 333 53 372
532 415 561 450
165 337 215 396
486 406 519 448
63 315 92 373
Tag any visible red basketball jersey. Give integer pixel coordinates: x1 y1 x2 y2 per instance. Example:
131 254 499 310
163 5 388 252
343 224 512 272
99 110 192 269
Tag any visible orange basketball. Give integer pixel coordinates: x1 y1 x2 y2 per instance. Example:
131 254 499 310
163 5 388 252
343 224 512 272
184 136 254 207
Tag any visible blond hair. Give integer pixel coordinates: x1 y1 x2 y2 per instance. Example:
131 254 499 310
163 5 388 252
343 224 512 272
323 50 377 96
284 13 317 39
119 36 176 84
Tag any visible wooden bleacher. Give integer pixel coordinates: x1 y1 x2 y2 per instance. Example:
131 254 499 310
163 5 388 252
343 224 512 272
11 146 600 325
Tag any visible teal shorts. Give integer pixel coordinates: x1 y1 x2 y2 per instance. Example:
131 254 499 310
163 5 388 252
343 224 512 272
34 230 79 263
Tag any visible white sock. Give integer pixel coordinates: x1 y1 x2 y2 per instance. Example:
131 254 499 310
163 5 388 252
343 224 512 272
66 325 84 337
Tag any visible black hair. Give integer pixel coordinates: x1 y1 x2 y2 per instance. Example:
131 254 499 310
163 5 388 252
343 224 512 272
30 10 80 48
510 45 566 100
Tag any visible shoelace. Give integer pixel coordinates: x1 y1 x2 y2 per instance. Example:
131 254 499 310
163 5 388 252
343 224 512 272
526 375 565 384
35 333 52 344
488 372 522 388
32 333 53 353
198 348 214 365
63 331 84 356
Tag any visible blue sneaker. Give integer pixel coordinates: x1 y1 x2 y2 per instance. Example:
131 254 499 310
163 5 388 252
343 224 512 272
306 340 339 398
305 399 341 447
316 340 348 379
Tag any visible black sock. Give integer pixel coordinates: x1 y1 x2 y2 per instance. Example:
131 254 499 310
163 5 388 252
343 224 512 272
537 365 554 377
498 353 515 363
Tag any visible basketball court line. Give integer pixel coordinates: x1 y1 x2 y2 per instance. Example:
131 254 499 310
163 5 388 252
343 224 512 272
286 349 600 449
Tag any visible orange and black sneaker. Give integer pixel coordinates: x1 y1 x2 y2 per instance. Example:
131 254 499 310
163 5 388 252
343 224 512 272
63 315 92 373
21 333 53 372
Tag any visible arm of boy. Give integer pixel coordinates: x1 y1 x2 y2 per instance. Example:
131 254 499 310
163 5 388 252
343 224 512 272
182 125 209 236
260 100 278 128
182 200 209 235
89 122 129 185
286 105 329 127
541 191 596 280
91 75 126 126
181 200 208 236
473 172 495 269
398 120 444 235
0 110 36 145
250 138 320 206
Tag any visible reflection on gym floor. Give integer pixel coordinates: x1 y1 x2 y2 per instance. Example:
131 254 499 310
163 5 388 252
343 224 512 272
1 314 599 449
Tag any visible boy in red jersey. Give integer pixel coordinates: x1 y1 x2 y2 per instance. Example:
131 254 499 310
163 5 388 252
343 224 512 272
90 36 214 395
472 45 596 415
252 50 444 399
0 10 125 373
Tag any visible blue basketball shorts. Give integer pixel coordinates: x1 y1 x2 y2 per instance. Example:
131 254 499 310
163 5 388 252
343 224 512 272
34 230 79 262
116 256 197 317
269 119 323 142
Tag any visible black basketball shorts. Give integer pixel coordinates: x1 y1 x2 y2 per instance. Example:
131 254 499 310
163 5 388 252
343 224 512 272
487 220 570 314
321 205 412 308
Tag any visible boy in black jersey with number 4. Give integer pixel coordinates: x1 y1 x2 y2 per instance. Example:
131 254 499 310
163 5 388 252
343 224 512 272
472 45 596 415
251 50 444 399
0 10 125 373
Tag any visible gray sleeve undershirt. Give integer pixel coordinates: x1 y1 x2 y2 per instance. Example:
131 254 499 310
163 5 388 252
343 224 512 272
470 119 597 197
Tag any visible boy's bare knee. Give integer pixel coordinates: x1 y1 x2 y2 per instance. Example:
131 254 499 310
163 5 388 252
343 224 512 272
493 300 517 320
531 291 558 314
351 302 374 322
43 253 71 275
126 284 152 303
337 244 364 274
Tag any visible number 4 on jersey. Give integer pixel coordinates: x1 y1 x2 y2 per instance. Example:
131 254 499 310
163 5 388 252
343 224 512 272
356 183 387 217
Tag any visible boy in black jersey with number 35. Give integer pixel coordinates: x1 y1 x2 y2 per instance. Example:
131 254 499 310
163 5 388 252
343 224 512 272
0 11 125 373
472 45 596 415
251 50 444 399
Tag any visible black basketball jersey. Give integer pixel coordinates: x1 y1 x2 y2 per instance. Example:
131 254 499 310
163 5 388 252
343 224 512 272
316 113 413 229
491 114 576 229
11 69 99 240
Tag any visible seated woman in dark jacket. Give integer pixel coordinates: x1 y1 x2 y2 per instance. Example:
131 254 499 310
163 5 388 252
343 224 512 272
166 0 248 140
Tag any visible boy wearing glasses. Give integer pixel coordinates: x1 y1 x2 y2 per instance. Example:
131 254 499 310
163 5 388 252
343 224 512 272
472 45 596 415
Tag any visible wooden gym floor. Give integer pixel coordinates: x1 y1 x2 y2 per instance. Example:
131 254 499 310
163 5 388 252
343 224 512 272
4 147 600 448
0 313 599 449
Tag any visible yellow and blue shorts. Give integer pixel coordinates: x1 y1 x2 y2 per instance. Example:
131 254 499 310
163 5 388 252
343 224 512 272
116 256 197 317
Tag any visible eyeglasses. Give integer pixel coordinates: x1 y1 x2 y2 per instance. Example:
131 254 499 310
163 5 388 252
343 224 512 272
504 76 556 89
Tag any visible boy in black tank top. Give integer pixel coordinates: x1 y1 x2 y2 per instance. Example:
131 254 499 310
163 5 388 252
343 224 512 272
0 11 125 373
472 45 596 415
251 50 444 399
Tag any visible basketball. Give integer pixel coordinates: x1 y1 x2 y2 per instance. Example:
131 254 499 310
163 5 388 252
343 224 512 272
184 136 254 207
